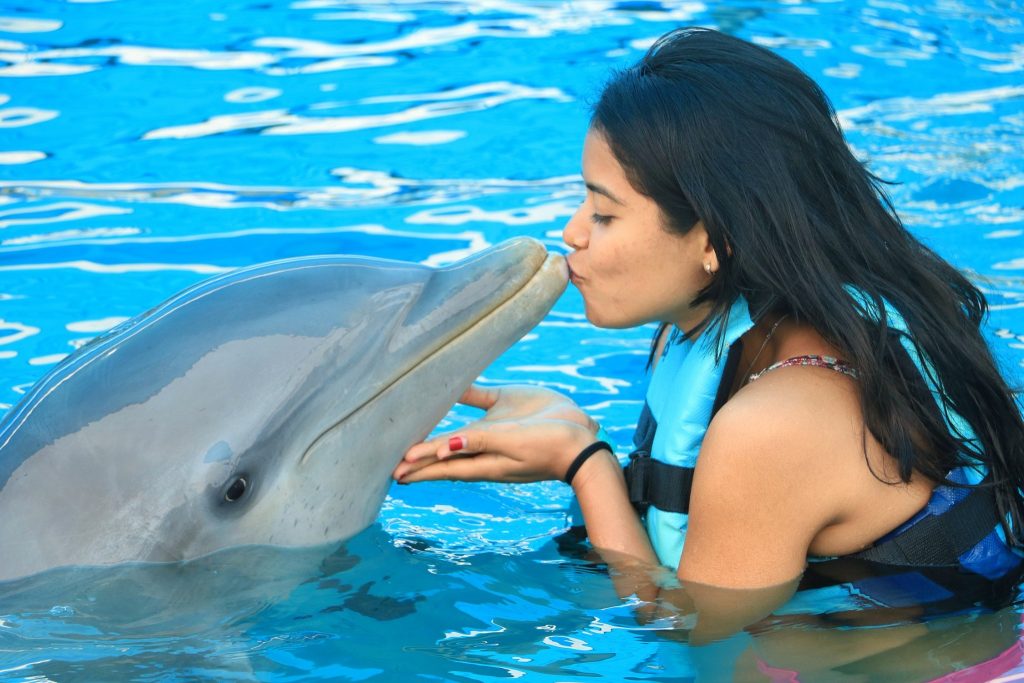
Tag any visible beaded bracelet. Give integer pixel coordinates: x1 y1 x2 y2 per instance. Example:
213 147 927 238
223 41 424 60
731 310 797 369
563 440 612 485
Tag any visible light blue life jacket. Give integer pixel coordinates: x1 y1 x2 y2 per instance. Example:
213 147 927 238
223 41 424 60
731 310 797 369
635 297 754 567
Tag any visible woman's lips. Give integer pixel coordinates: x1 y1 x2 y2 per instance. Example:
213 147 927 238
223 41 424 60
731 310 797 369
567 261 583 284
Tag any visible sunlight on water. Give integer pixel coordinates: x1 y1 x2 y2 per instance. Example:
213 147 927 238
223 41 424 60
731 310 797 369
0 0 1023 680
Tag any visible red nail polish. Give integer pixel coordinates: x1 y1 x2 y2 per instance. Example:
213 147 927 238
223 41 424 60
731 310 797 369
449 436 465 451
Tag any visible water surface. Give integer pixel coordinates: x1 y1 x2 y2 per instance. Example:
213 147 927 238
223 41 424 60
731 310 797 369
1 0 1023 680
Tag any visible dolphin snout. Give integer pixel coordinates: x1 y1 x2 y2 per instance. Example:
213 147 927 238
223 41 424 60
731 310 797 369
397 238 560 349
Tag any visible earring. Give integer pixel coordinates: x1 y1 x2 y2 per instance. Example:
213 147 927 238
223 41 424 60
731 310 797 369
704 262 713 274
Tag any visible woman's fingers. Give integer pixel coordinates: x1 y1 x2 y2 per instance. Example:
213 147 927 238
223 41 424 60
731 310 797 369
440 428 503 459
397 453 508 484
394 386 592 484
393 434 449 480
392 454 436 481
402 437 447 463
395 427 524 482
458 383 499 410
394 427 491 478
403 429 483 463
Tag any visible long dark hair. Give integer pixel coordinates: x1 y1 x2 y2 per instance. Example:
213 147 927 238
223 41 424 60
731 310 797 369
593 27 1024 544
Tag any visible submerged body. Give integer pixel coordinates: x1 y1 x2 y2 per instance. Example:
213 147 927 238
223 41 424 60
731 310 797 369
0 238 566 582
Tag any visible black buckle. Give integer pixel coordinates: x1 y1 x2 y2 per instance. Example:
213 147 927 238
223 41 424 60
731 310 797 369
624 450 652 515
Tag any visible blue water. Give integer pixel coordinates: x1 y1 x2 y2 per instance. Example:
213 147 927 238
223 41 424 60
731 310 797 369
1 0 1023 680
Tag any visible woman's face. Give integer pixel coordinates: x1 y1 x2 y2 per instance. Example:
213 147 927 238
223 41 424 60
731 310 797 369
563 128 715 330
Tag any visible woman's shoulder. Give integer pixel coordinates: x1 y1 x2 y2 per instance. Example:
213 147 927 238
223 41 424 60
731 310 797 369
680 363 867 585
697 359 934 559
707 317 865 468
702 363 863 490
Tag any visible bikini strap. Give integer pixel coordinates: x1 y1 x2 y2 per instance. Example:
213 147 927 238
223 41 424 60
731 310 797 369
749 354 859 383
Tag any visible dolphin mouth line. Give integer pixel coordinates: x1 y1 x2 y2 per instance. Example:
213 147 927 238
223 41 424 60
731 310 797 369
297 253 563 466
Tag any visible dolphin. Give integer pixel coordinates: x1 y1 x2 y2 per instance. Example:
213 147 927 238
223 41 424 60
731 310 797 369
0 237 566 582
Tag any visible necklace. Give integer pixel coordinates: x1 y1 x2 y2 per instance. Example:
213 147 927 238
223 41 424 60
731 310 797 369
742 314 788 383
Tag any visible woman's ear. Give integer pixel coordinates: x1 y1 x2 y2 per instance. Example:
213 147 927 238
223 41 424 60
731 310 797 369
695 221 721 274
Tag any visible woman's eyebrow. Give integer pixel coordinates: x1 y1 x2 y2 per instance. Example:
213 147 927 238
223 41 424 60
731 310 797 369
586 181 626 206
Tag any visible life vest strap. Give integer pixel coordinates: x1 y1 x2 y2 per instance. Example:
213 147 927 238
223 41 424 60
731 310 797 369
623 339 742 517
624 450 695 515
851 475 1002 566
625 452 1003 565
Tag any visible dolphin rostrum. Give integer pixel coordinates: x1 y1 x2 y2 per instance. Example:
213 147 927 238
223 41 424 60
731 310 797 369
0 237 566 582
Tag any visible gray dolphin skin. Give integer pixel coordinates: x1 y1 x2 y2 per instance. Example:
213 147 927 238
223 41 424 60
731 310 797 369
0 237 566 582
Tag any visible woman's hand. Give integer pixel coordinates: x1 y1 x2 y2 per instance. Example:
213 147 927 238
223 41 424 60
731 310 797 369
392 384 599 484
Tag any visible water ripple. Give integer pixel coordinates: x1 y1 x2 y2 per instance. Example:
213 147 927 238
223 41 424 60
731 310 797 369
0 107 58 127
143 81 570 139
0 44 278 77
0 17 62 33
0 202 130 229
406 202 575 227
65 317 129 334
0 173 580 210
373 130 466 145
0 2 717 81
223 87 282 104
962 45 1024 74
0 320 39 346
0 152 47 165
253 23 493 59
0 260 229 275
3 228 142 247
838 86 1024 127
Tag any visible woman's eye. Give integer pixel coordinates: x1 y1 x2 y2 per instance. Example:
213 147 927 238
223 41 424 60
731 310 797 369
591 213 613 225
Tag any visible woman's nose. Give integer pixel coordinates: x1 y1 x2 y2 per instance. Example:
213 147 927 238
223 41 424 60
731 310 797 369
562 205 589 250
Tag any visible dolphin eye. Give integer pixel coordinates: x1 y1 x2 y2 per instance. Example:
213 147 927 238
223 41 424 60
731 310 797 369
224 476 248 502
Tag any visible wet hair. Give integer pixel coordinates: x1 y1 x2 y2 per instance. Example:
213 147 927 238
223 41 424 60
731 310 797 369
593 27 1024 544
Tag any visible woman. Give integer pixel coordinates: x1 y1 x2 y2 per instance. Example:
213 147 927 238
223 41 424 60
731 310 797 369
391 27 1024 601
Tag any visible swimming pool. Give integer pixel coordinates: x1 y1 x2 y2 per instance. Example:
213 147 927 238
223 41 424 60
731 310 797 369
1 0 1023 679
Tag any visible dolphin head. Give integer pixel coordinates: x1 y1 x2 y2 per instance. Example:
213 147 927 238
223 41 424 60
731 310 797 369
0 238 566 580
